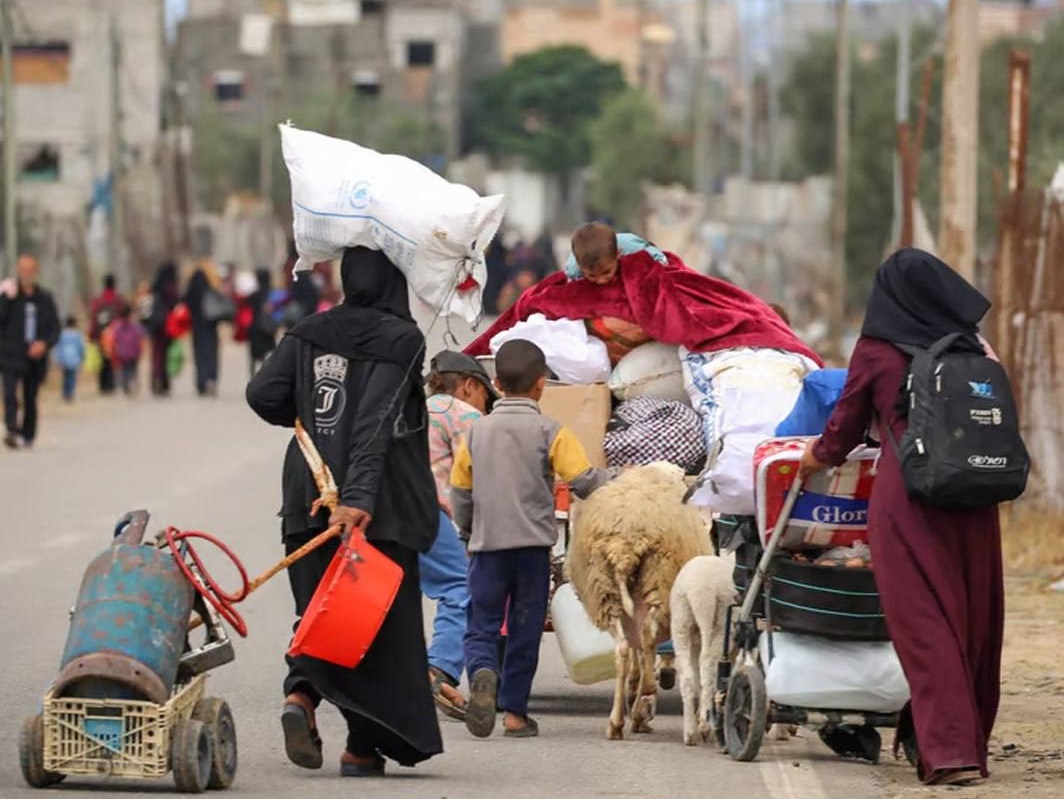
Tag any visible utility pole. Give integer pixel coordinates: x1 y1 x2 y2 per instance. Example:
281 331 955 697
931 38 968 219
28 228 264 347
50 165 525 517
1 0 15 276
829 0 851 363
109 16 126 284
766 0 782 181
691 0 712 195
260 2 287 215
938 0 979 281
739 10 754 179
893 0 912 248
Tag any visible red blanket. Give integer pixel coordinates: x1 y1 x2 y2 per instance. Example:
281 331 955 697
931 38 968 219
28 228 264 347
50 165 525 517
465 250 823 365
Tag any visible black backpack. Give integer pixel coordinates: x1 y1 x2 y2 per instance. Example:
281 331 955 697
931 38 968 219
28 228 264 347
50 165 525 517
889 333 1029 509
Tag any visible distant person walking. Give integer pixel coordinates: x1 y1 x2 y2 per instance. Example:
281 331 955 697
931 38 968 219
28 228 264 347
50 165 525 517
146 262 180 397
247 268 278 376
88 274 126 395
0 255 60 449
110 306 146 395
185 262 225 397
55 316 86 402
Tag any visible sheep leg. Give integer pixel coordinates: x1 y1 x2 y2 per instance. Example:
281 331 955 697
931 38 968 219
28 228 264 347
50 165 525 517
697 595 726 742
607 619 628 740
630 608 660 734
673 596 701 746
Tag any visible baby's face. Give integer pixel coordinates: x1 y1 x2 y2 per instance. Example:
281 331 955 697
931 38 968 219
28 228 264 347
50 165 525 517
579 255 619 285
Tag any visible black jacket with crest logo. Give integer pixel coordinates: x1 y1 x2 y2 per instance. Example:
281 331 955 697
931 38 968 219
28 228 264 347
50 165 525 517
246 333 437 552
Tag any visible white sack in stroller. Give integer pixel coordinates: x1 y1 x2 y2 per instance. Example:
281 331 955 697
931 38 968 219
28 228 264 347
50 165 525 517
490 314 611 385
761 631 910 713
683 347 816 514
281 124 505 323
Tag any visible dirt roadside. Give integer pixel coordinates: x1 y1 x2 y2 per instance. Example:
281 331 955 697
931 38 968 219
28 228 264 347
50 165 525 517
875 534 1064 798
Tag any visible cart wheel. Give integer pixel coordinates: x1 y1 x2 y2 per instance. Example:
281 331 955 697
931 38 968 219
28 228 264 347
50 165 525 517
724 665 767 762
18 715 65 788
171 718 213 793
192 697 238 790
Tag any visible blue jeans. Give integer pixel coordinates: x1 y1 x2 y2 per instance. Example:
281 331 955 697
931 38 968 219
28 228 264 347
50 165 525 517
62 368 77 401
419 511 470 682
464 547 550 716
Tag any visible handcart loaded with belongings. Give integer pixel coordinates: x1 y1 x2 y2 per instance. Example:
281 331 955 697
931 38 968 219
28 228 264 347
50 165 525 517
709 436 910 763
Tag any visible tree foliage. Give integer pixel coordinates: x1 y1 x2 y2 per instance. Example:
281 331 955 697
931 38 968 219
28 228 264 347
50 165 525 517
781 19 1064 305
587 89 689 228
472 45 627 174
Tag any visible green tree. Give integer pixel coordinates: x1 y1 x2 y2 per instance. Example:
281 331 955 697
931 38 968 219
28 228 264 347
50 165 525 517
472 45 627 174
587 89 688 228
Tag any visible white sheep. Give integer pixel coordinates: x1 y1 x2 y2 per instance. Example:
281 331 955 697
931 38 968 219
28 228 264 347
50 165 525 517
566 462 711 739
669 554 738 746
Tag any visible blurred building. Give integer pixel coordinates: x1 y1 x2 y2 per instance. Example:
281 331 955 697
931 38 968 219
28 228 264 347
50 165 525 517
1 0 165 297
175 0 492 166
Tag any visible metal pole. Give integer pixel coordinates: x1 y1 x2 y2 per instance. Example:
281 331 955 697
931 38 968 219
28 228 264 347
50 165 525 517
938 0 980 281
829 0 851 363
109 16 126 285
260 3 286 214
893 0 912 248
739 9 754 179
1 0 15 276
766 0 782 181
691 0 712 195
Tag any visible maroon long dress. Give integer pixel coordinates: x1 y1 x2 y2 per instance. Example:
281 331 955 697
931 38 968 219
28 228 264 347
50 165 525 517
812 336 1004 782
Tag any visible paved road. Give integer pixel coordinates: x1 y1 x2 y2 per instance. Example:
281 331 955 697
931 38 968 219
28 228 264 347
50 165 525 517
0 317 888 798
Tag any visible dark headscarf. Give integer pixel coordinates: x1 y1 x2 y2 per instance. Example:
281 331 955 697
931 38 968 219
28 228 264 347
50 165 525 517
288 247 423 369
861 248 990 352
152 261 179 303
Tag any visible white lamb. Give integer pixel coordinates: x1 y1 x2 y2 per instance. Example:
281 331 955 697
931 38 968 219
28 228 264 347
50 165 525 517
669 554 738 746
566 462 711 740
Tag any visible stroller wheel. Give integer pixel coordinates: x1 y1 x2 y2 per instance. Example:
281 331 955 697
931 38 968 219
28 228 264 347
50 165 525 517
724 665 767 762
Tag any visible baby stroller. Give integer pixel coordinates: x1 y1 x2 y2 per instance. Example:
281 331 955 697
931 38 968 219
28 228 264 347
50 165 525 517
708 437 909 762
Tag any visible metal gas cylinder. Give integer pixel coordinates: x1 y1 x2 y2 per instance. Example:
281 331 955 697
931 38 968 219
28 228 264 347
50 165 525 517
53 511 194 704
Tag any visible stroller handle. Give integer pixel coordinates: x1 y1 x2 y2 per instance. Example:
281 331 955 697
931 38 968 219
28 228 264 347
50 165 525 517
736 477 804 622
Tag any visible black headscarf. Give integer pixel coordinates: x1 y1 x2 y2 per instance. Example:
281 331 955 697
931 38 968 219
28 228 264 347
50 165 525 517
288 247 424 369
861 248 990 352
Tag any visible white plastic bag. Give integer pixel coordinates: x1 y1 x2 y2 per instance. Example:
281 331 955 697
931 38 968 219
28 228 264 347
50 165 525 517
607 341 688 403
683 347 816 514
489 315 611 385
281 124 506 323
762 631 910 712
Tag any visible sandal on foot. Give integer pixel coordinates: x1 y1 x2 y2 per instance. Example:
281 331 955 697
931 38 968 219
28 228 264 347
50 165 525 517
927 767 983 787
281 701 323 770
503 715 539 738
465 668 498 738
429 666 467 721
340 753 385 777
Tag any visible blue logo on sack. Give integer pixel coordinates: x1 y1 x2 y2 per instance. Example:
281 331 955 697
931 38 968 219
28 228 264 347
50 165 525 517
969 381 994 399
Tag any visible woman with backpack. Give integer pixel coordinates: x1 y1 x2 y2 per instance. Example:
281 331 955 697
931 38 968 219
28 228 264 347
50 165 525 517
798 249 1012 787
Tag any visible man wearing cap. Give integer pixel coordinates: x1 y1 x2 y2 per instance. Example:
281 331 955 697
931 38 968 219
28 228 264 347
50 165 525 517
422 350 497 719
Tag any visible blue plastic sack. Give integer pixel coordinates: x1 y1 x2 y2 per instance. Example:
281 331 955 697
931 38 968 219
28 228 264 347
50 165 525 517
563 232 668 279
774 369 848 436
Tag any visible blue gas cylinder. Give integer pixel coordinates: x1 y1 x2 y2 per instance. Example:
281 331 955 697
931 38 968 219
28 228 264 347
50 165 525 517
54 512 194 704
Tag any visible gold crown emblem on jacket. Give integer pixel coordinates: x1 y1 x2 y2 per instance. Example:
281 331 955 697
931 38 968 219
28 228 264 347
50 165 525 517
314 354 347 382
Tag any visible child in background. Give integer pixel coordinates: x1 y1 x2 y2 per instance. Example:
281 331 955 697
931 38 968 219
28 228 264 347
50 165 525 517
110 306 146 395
55 316 85 402
450 340 615 739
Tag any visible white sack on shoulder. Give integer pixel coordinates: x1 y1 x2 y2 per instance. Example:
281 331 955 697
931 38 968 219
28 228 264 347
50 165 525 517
489 315 611 385
281 124 505 323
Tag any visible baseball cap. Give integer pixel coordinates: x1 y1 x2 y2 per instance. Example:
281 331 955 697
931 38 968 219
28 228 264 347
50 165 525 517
429 350 499 406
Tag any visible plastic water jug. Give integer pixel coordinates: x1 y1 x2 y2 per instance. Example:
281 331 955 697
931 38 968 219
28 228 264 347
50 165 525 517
551 583 616 685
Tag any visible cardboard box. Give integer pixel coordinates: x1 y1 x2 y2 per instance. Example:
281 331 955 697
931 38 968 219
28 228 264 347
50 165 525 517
539 383 612 468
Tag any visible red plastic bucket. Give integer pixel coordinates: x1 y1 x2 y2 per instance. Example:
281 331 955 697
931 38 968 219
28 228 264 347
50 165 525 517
288 532 403 669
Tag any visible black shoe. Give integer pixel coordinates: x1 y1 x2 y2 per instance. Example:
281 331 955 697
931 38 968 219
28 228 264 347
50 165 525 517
4 433 20 450
340 754 385 777
281 701 323 769
818 724 882 763
465 669 498 738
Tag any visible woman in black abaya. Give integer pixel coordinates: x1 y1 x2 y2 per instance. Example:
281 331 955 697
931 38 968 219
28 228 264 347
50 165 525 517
246 247 441 776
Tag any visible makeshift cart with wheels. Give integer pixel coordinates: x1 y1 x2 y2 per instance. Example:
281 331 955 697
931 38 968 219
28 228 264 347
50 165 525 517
709 438 909 763
19 510 247 793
